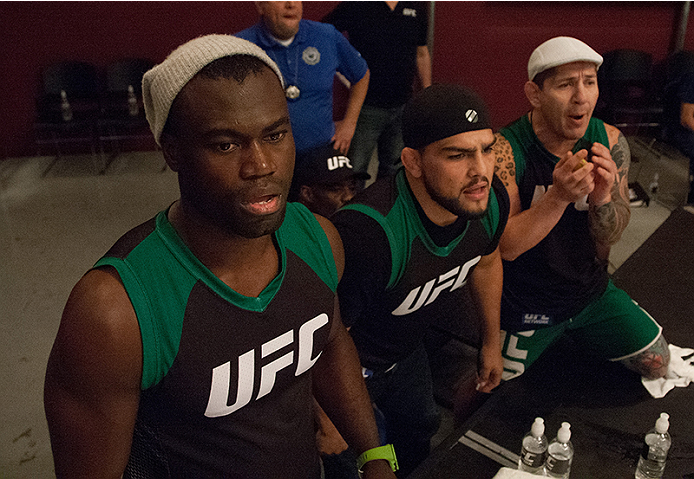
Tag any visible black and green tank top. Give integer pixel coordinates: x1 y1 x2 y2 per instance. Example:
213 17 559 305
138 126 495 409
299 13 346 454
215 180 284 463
95 202 336 478
499 114 610 331
333 169 509 370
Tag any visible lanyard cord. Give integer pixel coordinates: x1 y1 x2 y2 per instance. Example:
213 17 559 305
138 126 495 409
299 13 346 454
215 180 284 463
267 39 301 100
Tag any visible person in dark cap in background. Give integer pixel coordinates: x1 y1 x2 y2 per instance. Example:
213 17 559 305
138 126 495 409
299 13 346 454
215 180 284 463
331 83 509 476
494 36 670 384
290 142 370 218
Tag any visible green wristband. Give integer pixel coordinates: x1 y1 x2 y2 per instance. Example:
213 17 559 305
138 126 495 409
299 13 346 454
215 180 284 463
356 444 398 473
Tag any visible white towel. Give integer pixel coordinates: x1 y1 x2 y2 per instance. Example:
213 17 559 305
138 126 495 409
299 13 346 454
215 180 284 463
642 344 694 398
492 467 542 479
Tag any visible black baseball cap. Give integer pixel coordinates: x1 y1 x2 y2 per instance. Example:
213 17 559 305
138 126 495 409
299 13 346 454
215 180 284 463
294 143 370 187
402 84 492 150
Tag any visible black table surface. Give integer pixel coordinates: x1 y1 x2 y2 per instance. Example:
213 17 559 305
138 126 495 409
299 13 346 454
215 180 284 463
410 208 694 479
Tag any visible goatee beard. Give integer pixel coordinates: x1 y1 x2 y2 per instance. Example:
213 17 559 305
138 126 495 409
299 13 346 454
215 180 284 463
424 180 489 221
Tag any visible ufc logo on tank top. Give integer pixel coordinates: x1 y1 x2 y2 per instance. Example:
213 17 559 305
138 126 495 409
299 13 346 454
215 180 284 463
205 313 329 417
391 256 481 316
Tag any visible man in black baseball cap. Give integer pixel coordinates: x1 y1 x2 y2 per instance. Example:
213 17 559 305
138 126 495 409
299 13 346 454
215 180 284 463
330 84 510 475
292 142 370 218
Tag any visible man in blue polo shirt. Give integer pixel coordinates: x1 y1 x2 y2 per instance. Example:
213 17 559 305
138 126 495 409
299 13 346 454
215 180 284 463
237 1 370 159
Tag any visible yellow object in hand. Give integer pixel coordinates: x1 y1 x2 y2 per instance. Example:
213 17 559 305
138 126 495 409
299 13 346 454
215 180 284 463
573 159 587 172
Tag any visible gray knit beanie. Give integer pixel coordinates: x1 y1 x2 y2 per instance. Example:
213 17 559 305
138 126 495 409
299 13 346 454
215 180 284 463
142 34 285 145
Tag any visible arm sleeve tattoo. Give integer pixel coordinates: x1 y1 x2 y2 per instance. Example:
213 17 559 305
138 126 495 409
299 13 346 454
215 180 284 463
618 333 670 380
589 132 632 246
493 133 516 188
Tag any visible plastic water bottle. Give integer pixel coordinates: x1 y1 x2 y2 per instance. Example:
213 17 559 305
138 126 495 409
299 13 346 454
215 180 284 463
544 422 573 478
518 417 548 474
635 413 671 479
127 85 139 117
648 173 659 199
60 90 73 122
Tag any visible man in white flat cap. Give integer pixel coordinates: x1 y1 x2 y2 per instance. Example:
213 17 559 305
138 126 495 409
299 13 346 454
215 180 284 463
493 36 670 385
44 34 397 479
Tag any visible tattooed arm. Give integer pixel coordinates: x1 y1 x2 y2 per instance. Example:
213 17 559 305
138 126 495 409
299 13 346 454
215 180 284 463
618 334 670 380
494 132 578 261
493 133 517 196
588 127 631 246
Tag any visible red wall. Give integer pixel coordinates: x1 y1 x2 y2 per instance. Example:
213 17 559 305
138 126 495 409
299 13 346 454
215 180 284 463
2 1 692 159
1 1 338 159
434 1 693 130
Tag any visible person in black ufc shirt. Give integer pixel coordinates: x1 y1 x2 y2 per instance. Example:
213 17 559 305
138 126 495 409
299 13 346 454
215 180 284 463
332 84 509 476
324 1 432 187
44 35 396 479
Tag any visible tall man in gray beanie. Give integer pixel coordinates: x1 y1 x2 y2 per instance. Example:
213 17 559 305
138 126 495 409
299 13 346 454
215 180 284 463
494 37 670 384
331 83 509 476
44 34 396 479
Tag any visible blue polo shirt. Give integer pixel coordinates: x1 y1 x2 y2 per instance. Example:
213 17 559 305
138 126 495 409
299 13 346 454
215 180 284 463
237 20 368 155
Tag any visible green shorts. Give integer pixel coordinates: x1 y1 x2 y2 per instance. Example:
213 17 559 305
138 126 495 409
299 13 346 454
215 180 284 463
500 280 663 380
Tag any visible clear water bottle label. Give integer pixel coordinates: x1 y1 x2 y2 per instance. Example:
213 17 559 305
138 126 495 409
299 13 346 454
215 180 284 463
642 444 667 463
521 448 546 468
546 455 570 474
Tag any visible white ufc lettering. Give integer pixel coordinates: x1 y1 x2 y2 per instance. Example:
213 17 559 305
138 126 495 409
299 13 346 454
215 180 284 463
204 313 329 418
500 330 534 380
327 155 353 170
391 256 481 316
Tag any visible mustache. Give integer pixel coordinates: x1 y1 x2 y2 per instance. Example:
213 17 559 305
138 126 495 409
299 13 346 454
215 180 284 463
463 176 489 190
239 176 287 193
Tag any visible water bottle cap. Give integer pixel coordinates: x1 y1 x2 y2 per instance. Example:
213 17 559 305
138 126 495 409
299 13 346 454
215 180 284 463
655 413 670 434
557 422 571 443
531 417 545 437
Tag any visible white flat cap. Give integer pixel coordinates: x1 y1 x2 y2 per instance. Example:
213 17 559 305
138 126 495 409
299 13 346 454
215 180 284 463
527 36 603 81
142 34 284 145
